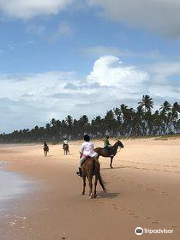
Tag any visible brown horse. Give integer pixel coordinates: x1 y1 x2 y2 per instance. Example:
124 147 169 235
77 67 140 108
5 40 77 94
43 145 49 156
81 157 106 198
94 140 124 168
63 144 69 155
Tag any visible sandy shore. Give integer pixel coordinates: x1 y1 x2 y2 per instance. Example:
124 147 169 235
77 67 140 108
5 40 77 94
0 138 180 240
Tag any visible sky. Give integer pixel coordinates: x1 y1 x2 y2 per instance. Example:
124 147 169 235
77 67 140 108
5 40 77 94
0 0 180 133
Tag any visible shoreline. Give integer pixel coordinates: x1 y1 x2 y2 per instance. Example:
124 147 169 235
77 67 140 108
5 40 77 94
0 166 35 213
0 139 180 239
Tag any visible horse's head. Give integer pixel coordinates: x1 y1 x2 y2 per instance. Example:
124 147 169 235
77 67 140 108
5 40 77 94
117 140 124 148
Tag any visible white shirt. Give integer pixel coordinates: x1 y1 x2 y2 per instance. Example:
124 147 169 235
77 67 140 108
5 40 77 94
81 142 97 157
63 140 68 144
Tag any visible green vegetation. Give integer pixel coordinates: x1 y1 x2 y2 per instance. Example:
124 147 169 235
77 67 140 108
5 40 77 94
0 95 180 143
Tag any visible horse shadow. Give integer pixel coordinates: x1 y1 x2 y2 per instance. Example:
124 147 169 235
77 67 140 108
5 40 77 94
97 192 120 199
101 166 125 171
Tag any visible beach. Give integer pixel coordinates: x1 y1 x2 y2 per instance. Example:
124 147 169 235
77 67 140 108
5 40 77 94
0 138 180 240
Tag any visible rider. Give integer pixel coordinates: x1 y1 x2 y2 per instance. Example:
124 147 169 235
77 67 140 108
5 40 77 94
44 141 47 147
103 135 113 156
63 138 68 147
43 141 49 151
77 134 98 177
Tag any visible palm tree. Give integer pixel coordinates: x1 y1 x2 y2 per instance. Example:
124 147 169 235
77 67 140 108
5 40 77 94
160 101 171 114
171 102 180 133
1 96 180 142
138 95 154 113
160 101 172 134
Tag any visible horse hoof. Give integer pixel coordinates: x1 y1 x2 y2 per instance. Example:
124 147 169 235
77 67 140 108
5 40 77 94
89 193 93 199
110 166 113 169
81 192 85 195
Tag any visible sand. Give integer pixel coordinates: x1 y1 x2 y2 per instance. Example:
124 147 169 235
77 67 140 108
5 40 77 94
0 138 180 240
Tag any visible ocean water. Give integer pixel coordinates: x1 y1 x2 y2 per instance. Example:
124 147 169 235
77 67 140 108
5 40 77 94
0 166 32 209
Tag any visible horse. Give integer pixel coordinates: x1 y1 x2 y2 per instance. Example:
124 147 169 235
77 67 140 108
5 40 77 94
43 145 49 157
63 144 69 155
81 157 106 198
94 140 124 168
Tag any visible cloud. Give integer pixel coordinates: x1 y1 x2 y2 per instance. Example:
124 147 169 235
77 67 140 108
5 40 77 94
0 56 180 133
87 0 180 38
0 0 74 19
87 56 149 92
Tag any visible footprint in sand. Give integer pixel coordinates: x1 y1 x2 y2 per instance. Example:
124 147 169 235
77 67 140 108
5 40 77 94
111 203 119 210
152 220 159 224
171 225 178 228
162 191 169 196
146 188 155 192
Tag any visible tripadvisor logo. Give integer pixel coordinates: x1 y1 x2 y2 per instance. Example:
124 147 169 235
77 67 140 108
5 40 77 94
135 227 143 235
135 227 173 235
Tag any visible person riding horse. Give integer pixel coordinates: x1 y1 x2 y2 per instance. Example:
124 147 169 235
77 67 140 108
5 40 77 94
63 138 68 149
63 138 69 155
103 135 113 156
43 141 49 156
77 134 98 177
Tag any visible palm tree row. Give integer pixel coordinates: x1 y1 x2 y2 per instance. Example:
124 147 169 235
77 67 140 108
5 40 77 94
1 95 180 143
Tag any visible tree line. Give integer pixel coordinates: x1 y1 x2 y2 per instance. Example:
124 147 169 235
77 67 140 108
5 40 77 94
0 95 180 143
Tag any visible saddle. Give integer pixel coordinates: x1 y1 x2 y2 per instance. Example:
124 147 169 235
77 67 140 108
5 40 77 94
104 147 114 156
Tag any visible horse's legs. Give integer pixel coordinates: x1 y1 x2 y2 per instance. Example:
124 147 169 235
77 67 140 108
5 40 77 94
110 157 114 168
93 175 98 198
82 176 86 195
88 176 93 198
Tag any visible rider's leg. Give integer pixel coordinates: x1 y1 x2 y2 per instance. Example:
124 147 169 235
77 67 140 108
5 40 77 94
108 146 114 156
77 156 86 177
104 146 113 156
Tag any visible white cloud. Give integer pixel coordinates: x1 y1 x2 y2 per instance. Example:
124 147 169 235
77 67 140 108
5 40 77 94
87 0 180 37
0 0 74 19
87 56 149 92
0 56 180 133
147 61 180 99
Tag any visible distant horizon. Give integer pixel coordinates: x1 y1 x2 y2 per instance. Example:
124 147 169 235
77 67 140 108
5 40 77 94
0 95 164 134
1 95 179 139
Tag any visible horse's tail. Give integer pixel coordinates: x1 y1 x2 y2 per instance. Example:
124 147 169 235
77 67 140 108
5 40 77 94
97 172 107 192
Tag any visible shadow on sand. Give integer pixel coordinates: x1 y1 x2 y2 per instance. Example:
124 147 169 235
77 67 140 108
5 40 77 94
98 192 120 199
101 166 125 171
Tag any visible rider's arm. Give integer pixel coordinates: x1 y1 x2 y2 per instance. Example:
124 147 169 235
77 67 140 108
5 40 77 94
80 143 85 157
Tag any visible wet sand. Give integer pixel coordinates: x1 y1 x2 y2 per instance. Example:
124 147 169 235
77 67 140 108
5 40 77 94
0 138 180 240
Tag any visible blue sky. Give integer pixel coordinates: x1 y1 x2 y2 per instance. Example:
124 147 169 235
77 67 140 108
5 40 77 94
0 0 180 133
